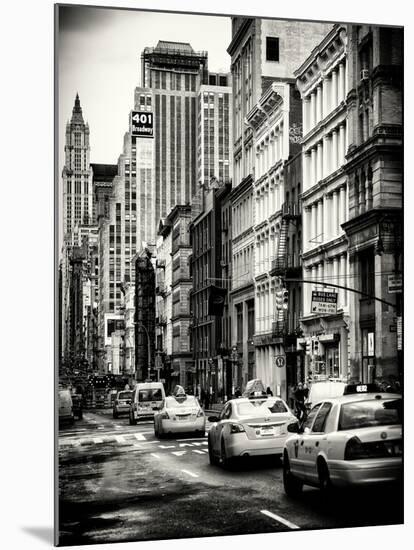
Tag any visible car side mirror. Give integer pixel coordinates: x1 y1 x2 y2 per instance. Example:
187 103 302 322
287 421 300 433
208 415 219 423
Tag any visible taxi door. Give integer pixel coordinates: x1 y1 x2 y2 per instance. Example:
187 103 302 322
295 404 321 479
210 403 232 454
301 402 333 483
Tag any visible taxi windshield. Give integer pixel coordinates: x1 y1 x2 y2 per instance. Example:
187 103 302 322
118 391 132 400
236 398 288 416
138 388 163 402
166 396 198 408
338 398 402 431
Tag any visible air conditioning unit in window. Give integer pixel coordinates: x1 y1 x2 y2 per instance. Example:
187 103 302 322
360 69 370 81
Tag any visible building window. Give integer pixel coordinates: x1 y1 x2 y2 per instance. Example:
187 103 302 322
266 37 279 62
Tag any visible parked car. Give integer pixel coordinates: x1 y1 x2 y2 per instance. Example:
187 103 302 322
283 385 402 496
129 382 165 424
208 394 296 468
71 394 83 420
154 394 205 438
58 389 74 426
113 390 132 418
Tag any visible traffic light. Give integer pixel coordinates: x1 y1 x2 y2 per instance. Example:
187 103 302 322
276 287 289 310
305 338 312 355
313 338 319 356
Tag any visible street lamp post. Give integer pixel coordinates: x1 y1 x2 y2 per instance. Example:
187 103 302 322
135 321 152 381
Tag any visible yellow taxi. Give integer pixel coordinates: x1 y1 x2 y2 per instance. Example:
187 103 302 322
154 387 205 438
208 385 297 468
283 384 402 495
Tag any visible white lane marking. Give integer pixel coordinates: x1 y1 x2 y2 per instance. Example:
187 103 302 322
115 435 125 443
134 433 146 441
159 444 176 449
178 437 207 441
151 453 160 459
178 443 194 448
93 438 103 444
181 469 199 478
260 510 300 530
171 451 186 456
192 450 205 455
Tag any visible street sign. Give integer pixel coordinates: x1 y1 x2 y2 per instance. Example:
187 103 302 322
274 355 286 368
311 291 338 314
388 274 402 293
131 111 154 138
397 316 402 351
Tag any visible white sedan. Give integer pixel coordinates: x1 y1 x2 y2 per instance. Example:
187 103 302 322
207 396 297 467
154 395 206 438
283 388 402 495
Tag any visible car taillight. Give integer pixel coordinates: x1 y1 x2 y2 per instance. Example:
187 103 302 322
344 436 366 460
161 412 170 420
196 409 204 417
230 423 245 434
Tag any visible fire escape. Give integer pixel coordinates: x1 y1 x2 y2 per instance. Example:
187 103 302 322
270 201 302 343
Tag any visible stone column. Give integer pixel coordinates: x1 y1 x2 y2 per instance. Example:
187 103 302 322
312 203 318 245
339 254 347 308
310 92 315 129
323 194 330 241
318 262 324 289
303 207 309 252
338 62 345 103
322 79 327 119
332 190 338 236
340 185 347 226
333 256 339 297
338 123 345 166
332 129 338 171
317 141 323 182
310 147 316 187
323 135 329 178
303 152 309 190
317 199 323 242
331 69 338 110
316 85 322 123
303 99 309 135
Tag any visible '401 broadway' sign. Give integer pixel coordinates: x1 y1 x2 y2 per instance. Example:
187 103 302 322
131 111 154 138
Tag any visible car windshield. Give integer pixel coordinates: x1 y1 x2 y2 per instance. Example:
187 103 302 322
138 388 163 402
338 398 402 430
166 396 198 408
236 398 288 416
118 391 132 400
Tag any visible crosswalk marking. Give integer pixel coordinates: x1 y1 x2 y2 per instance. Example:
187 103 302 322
134 433 146 441
171 451 186 456
92 438 103 444
192 450 205 454
159 444 175 449
115 435 125 443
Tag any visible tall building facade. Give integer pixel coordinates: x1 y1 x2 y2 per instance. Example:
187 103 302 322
227 17 332 392
246 82 302 399
62 94 93 235
141 41 208 227
97 93 155 372
343 25 403 385
197 73 232 187
295 25 350 383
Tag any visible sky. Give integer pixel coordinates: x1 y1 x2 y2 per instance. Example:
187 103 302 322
58 5 232 169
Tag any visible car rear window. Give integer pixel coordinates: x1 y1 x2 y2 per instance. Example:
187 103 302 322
338 398 402 431
166 396 198 408
118 391 132 400
236 398 288 416
138 388 163 402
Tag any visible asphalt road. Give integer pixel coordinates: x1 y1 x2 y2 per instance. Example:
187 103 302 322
58 410 403 546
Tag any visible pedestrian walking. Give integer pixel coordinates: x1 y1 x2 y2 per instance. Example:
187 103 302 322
294 382 308 421
234 387 242 398
266 386 273 396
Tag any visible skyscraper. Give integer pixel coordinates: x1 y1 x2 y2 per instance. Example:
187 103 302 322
62 94 93 236
141 40 208 226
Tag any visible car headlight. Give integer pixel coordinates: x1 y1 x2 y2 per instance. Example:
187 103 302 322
230 423 245 434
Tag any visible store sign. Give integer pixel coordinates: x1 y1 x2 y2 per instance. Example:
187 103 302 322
311 291 338 314
131 111 154 138
388 274 402 293
397 316 402 351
